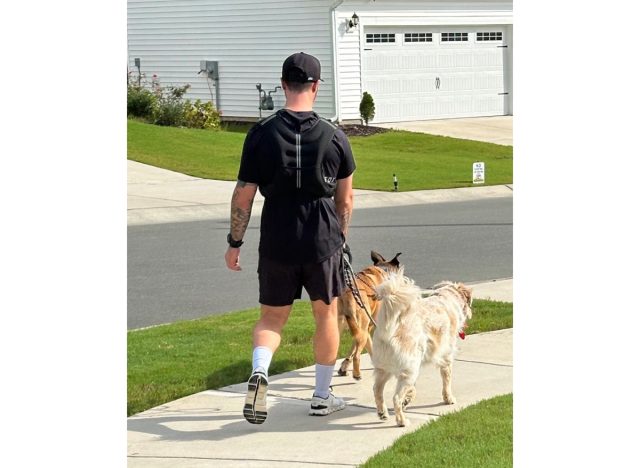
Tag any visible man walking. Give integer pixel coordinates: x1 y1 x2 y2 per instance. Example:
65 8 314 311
224 52 355 424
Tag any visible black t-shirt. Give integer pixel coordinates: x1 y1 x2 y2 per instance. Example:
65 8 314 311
238 109 356 264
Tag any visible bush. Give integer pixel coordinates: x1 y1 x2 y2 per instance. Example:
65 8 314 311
151 84 190 127
127 84 156 119
359 91 375 125
183 99 221 130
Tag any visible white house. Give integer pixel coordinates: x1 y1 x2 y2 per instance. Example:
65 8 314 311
127 0 513 124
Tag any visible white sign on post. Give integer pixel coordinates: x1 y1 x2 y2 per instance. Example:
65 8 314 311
473 162 485 184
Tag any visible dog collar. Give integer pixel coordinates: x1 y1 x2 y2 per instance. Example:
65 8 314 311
458 323 467 340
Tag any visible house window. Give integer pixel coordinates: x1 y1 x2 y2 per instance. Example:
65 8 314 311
477 32 503 41
441 32 468 42
366 33 396 43
404 33 433 43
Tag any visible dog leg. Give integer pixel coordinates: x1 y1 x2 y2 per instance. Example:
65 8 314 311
337 357 351 376
373 368 391 420
339 315 362 377
364 332 374 358
352 319 370 380
393 374 415 427
402 386 416 409
440 361 456 405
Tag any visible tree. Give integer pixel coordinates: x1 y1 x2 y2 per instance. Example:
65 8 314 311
359 92 375 126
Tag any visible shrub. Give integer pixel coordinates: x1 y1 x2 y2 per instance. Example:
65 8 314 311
183 99 221 130
359 91 375 125
127 83 156 119
151 84 190 127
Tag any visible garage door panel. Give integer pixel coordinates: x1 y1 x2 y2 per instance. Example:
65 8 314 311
473 94 504 114
362 26 507 123
440 73 474 92
438 51 474 69
474 49 503 68
475 71 504 91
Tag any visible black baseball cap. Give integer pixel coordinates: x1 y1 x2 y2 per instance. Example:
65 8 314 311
281 52 324 83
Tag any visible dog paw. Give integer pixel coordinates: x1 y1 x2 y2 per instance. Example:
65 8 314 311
353 375 362 381
378 411 389 420
444 396 457 405
337 369 347 377
396 417 410 427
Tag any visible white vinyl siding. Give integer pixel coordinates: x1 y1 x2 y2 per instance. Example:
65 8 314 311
127 0 336 119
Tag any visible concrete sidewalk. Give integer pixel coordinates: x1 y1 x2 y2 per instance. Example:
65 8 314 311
128 160 513 226
127 327 512 467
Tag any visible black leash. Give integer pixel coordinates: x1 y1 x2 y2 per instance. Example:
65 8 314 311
343 254 378 328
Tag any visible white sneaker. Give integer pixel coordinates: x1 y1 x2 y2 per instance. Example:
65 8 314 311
243 370 268 424
309 392 346 416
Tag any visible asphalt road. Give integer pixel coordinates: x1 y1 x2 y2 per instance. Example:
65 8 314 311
128 197 512 329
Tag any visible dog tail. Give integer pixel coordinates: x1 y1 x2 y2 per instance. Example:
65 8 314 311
375 269 422 331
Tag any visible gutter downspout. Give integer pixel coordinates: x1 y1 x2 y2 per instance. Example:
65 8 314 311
328 0 344 122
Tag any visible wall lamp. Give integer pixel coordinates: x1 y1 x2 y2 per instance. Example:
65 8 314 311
346 12 359 32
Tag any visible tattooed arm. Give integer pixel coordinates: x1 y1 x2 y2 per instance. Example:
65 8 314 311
334 175 354 238
225 180 258 271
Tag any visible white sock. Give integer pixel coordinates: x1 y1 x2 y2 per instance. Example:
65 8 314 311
314 363 335 399
252 346 273 377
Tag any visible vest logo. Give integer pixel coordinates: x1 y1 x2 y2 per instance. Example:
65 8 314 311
324 176 336 184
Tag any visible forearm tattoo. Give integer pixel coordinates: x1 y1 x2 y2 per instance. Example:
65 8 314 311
230 181 255 240
338 207 352 237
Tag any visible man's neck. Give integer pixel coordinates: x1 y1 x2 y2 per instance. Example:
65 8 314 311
284 94 314 112
285 104 313 112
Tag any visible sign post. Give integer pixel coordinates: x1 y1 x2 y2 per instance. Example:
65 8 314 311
473 162 485 184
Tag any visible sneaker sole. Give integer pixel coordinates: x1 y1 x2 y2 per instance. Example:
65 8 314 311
243 374 268 424
308 404 346 416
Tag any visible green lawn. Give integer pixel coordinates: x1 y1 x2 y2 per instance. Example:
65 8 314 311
127 299 511 417
361 394 513 468
127 119 512 191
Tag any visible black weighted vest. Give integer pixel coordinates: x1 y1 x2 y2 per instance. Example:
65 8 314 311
258 112 338 199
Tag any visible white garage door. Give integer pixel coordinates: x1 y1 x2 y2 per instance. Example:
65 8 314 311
362 26 508 123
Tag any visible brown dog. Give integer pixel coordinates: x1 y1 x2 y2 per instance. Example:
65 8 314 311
337 251 402 380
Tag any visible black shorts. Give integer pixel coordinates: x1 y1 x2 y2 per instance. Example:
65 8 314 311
257 249 345 306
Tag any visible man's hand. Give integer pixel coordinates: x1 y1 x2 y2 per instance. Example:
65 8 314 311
343 243 353 264
225 246 242 271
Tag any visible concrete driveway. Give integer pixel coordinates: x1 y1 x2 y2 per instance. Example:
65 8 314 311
376 116 513 146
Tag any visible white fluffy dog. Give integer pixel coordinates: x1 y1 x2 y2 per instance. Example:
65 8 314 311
371 271 473 427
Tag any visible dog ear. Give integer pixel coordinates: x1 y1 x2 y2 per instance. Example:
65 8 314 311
457 283 473 306
371 251 386 265
390 253 402 267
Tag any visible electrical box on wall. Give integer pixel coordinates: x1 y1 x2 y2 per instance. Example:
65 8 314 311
200 60 219 80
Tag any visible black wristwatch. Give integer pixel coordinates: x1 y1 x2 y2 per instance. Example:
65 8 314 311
227 233 244 248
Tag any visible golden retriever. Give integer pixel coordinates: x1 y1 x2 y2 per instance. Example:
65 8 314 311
371 272 473 427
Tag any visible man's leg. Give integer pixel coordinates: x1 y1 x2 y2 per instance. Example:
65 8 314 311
244 304 292 424
309 297 345 415
252 304 293 375
311 298 340 367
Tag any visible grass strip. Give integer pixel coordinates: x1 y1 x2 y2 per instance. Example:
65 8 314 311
127 299 512 416
361 394 513 468
127 119 512 191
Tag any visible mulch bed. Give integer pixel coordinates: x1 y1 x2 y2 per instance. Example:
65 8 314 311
338 124 390 137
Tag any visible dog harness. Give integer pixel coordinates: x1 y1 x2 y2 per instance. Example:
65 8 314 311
257 112 338 199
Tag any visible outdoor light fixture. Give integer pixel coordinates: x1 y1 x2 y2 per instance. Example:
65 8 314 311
346 12 359 31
